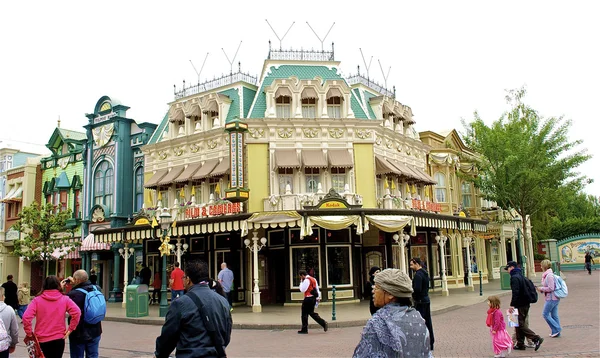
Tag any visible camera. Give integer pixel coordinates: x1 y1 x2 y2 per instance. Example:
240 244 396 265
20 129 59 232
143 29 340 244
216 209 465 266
64 279 71 284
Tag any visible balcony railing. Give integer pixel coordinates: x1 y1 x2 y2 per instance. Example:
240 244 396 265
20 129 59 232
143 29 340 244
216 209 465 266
262 191 362 212
174 71 258 99
346 74 395 98
268 41 335 62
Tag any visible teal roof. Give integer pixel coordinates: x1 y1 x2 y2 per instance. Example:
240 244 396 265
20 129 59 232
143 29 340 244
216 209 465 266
249 65 346 118
219 88 240 122
362 90 378 119
58 128 86 141
350 92 368 119
148 113 169 145
243 87 256 118
55 172 71 189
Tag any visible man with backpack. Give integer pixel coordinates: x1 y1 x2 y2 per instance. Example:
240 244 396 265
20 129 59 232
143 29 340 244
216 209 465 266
505 261 543 351
64 270 105 358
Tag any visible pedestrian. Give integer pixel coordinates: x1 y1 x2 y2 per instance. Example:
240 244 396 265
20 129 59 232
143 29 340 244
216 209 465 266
584 252 594 275
410 258 435 351
217 263 234 307
505 261 543 351
89 270 98 286
486 295 513 358
0 287 19 357
22 276 81 358
169 262 185 302
140 264 152 286
63 270 103 358
367 266 380 315
17 282 31 319
131 271 141 285
536 259 562 337
297 269 328 334
155 260 232 358
151 272 162 305
353 268 431 357
208 278 226 298
0 276 17 312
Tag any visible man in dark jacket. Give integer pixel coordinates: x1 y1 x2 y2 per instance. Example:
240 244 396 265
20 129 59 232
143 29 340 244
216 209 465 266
140 264 152 286
155 260 232 358
410 258 434 351
506 261 543 351
1 275 18 310
64 270 103 358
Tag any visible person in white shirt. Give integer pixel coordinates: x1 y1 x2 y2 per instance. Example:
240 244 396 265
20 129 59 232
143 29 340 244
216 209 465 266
297 270 328 334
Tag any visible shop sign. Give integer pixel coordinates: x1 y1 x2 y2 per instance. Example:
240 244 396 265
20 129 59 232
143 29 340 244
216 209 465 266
412 199 441 213
135 218 150 226
93 112 117 124
5 229 20 241
185 202 242 219
318 200 348 209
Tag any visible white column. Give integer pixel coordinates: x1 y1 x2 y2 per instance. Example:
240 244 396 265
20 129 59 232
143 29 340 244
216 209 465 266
394 233 410 273
175 238 183 266
436 234 449 296
463 236 474 291
245 231 267 313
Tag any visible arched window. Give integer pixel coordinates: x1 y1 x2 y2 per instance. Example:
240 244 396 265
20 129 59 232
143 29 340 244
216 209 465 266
434 172 446 203
461 181 472 208
94 161 114 213
134 166 144 212
275 87 292 118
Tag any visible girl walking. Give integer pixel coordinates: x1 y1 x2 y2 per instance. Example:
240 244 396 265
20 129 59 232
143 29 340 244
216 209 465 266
486 295 513 358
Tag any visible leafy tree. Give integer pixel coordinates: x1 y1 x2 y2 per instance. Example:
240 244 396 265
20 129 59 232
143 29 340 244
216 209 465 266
12 202 78 276
462 87 591 276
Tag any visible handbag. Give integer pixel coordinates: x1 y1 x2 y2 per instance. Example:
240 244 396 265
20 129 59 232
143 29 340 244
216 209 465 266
187 291 227 358
24 334 45 358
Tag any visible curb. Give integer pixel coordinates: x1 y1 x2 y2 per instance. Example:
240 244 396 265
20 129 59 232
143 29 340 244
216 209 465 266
104 290 512 329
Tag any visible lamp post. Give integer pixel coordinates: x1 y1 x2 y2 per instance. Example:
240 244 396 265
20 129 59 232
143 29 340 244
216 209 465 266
462 236 474 292
170 238 189 267
118 242 135 308
392 232 411 273
158 209 172 317
435 234 449 296
244 231 267 313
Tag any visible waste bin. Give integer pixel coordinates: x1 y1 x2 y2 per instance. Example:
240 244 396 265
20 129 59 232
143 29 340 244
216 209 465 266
500 270 511 290
126 284 149 318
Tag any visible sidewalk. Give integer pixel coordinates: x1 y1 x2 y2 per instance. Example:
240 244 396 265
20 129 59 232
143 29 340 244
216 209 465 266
105 278 513 329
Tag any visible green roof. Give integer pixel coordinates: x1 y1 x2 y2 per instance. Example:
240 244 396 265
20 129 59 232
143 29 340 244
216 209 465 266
350 92 368 119
249 65 346 118
219 88 240 123
55 172 71 189
148 113 169 145
362 90 378 119
243 87 256 118
58 128 86 141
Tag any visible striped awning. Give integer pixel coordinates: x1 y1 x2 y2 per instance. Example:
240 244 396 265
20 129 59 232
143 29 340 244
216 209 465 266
209 159 230 177
157 166 186 186
328 149 353 168
302 150 328 168
174 221 243 236
375 156 401 176
52 246 80 260
413 216 457 230
192 159 219 180
144 169 168 189
80 234 112 251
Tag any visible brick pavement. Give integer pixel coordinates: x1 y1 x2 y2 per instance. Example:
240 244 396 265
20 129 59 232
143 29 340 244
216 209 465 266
10 271 599 357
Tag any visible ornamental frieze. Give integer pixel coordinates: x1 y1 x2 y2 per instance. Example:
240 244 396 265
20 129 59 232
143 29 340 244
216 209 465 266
277 128 293 139
303 128 319 138
173 146 184 156
386 140 393 149
375 135 382 146
190 143 200 153
249 128 265 139
158 150 168 160
207 139 218 149
328 128 344 139
355 129 372 139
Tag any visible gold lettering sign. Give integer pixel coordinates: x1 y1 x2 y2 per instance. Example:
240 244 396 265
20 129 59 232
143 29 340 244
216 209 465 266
318 200 348 209
135 218 150 226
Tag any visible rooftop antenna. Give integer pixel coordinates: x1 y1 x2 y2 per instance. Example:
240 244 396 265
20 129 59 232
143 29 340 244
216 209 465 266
359 48 373 82
222 41 242 75
306 22 335 51
265 20 295 50
189 52 209 84
378 59 392 94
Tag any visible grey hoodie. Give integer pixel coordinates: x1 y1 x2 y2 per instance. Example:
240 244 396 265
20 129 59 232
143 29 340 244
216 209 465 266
0 301 18 347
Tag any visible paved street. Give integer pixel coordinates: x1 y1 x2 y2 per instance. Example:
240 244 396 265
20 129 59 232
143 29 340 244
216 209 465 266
11 271 599 357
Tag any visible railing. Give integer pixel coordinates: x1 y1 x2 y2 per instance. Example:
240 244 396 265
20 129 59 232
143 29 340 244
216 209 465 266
268 41 335 62
174 72 258 99
346 74 395 98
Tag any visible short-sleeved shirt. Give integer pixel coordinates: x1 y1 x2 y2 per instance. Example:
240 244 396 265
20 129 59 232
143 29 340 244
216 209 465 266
170 268 185 290
218 268 234 293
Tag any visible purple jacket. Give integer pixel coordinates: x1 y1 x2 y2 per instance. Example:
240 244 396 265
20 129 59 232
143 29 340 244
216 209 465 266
538 269 559 301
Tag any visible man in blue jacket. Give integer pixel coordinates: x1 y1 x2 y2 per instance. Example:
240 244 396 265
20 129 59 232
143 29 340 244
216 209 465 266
155 260 232 358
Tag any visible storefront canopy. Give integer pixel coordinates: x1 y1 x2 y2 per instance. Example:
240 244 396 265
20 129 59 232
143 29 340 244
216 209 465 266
364 215 416 236
144 169 168 189
192 159 219 180
80 233 111 251
157 165 186 186
328 149 353 168
275 149 300 168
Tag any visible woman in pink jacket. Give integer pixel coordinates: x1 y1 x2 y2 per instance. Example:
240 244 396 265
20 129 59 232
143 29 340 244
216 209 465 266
537 259 562 337
23 276 81 358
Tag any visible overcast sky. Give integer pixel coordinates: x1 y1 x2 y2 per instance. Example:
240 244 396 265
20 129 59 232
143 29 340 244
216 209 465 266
1 1 598 196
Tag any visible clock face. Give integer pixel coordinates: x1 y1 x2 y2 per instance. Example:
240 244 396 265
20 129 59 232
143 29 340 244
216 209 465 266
100 101 111 112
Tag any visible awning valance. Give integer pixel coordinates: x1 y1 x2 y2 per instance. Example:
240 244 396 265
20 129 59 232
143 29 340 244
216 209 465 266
275 87 292 98
192 159 219 180
174 220 244 236
326 88 343 99
158 166 186 186
409 166 437 185
174 163 203 183
306 215 363 234
241 211 306 237
52 246 80 260
80 234 111 251
328 150 353 168
144 169 168 189
275 149 300 168
302 150 327 168
302 87 318 99
209 159 230 177
1 185 18 203
364 215 416 236
389 160 422 182
375 156 401 176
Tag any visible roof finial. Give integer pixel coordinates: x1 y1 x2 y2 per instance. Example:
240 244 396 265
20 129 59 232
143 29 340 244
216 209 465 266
57 115 61 128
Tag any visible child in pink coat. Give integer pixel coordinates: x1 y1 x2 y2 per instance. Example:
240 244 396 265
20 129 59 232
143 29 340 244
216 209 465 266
23 276 81 358
486 295 513 358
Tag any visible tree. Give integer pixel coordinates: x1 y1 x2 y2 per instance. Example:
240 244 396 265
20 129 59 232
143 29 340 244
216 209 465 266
462 87 591 276
12 202 78 277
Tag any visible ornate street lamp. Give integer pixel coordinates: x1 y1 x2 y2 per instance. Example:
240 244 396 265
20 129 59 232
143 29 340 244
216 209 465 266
118 243 135 309
392 232 411 273
244 231 267 312
435 234 449 296
170 239 189 267
158 209 172 317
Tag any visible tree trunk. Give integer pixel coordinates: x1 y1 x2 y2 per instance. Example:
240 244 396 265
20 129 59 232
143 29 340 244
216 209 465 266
522 215 532 278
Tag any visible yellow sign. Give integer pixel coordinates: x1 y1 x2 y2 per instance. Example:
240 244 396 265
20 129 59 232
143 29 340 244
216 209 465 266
135 218 150 226
459 211 466 217
318 200 348 209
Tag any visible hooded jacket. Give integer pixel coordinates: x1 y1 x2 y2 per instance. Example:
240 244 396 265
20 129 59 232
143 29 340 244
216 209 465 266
509 268 530 307
0 301 18 348
18 286 31 306
22 289 81 343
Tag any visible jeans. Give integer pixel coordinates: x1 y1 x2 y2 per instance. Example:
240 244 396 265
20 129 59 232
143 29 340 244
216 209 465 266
17 304 28 318
542 299 561 335
171 290 184 301
69 335 101 358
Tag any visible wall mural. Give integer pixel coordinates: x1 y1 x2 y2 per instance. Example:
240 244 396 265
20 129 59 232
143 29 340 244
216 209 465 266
559 237 600 264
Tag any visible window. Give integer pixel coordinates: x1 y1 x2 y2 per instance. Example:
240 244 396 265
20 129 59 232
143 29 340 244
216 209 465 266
304 168 320 193
278 168 294 194
46 194 52 205
194 184 203 204
327 96 342 118
94 161 114 213
331 167 346 193
327 246 351 286
301 98 317 118
461 181 472 208
376 176 383 198
208 178 220 199
134 167 144 212
59 191 68 212
74 190 81 219
160 190 169 207
292 247 320 287
445 238 453 276
434 172 446 202
276 96 291 118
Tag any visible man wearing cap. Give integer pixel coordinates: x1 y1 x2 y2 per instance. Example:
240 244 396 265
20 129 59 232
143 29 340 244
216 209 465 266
505 261 544 351
410 258 434 351
354 268 431 357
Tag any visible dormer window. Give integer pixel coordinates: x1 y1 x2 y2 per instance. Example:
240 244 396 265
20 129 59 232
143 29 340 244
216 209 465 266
326 89 343 119
203 101 220 128
276 95 292 118
301 88 318 118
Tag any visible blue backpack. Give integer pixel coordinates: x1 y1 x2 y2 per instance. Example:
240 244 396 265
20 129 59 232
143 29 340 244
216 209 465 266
553 274 568 298
76 286 106 324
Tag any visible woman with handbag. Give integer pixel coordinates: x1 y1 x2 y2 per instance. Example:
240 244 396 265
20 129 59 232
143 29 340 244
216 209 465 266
22 276 81 358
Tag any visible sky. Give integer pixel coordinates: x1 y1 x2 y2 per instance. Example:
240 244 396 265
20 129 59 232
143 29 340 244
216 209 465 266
1 1 598 196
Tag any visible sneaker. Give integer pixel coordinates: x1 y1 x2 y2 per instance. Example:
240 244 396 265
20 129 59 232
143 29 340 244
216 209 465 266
550 332 561 337
534 337 544 351
297 330 308 334
513 345 526 350
525 341 536 348
323 322 328 332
